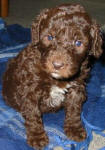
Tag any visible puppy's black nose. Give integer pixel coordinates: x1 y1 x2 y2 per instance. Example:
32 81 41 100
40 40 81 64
52 61 64 69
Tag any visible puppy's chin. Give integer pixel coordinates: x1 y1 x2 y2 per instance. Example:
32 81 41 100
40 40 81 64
51 70 78 80
51 73 61 79
51 72 70 80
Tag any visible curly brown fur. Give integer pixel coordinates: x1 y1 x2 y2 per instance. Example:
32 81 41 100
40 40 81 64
2 4 102 150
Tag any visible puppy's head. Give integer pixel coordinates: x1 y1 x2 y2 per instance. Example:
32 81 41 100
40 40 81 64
31 4 102 79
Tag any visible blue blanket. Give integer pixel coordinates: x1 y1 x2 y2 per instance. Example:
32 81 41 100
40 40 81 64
0 18 105 150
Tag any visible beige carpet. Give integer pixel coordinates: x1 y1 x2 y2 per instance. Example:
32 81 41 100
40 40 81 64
5 0 105 27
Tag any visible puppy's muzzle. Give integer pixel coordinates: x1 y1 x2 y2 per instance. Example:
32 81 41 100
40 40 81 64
52 61 64 70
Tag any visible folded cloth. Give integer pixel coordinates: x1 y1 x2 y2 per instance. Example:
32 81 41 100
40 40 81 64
0 19 105 150
0 18 31 56
83 62 105 131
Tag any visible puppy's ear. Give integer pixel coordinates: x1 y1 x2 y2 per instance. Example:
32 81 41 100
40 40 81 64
90 20 102 58
31 9 49 45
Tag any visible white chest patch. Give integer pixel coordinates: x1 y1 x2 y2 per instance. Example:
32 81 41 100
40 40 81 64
49 84 70 107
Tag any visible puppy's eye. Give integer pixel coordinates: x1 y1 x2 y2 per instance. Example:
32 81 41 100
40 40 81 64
75 41 82 47
48 35 53 41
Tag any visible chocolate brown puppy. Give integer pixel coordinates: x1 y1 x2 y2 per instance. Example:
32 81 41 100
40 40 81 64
2 4 102 149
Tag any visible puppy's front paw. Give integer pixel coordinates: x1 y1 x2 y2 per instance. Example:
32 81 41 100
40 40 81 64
64 126 87 142
27 132 49 150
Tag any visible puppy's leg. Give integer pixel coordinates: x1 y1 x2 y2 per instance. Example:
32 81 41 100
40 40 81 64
64 83 87 142
21 99 48 149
